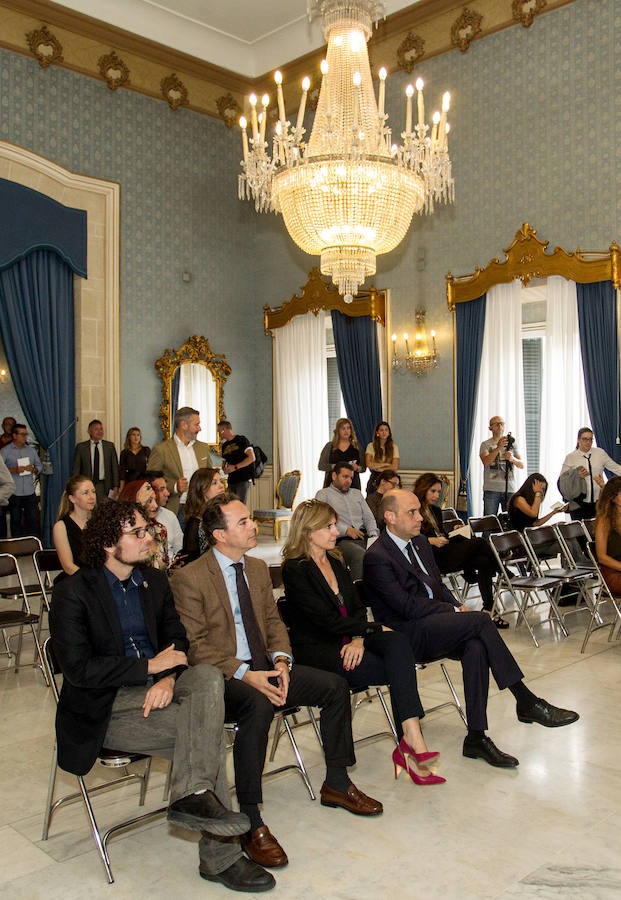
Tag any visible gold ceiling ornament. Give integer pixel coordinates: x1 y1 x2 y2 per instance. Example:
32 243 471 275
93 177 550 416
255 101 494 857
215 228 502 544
512 0 547 28
446 222 621 309
216 93 242 128
155 335 231 439
263 267 385 335
236 0 454 302
97 50 130 91
450 7 483 53
160 73 188 110
396 32 425 73
26 25 63 68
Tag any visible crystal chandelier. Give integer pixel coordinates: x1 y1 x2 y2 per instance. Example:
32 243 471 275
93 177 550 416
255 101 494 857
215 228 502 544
391 309 438 376
238 0 454 301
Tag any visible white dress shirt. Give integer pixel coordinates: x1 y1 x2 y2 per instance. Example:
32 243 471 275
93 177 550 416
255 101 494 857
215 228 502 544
155 505 184 559
174 433 198 503
561 447 621 503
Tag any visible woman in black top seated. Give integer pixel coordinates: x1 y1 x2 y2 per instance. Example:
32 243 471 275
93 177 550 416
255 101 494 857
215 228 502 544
182 468 225 562
507 473 567 531
282 499 444 786
53 474 96 575
413 474 506 628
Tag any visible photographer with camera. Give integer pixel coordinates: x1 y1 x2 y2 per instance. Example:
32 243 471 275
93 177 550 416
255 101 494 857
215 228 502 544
479 416 524 515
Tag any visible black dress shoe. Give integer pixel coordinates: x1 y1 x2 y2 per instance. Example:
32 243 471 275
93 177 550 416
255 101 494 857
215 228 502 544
167 791 250 835
200 856 276 893
462 735 519 768
517 698 579 727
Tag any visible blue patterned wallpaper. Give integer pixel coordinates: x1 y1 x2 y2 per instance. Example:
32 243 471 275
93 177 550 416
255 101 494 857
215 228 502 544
1 0 619 468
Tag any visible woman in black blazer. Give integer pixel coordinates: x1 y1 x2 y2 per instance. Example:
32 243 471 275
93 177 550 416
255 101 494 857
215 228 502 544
282 499 444 786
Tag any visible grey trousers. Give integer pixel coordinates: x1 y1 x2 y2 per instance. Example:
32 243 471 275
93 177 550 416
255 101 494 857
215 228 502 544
337 537 367 581
103 663 241 875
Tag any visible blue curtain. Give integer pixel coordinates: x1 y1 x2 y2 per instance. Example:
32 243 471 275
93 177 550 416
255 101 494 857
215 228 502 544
455 295 487 517
576 280 621 463
0 250 76 545
331 311 382 449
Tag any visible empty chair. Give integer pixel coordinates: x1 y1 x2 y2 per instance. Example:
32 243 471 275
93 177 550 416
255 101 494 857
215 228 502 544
441 507 459 523
469 515 503 539
489 531 567 647
0 536 44 604
523 525 595 626
579 542 621 652
253 470 301 540
0 552 45 677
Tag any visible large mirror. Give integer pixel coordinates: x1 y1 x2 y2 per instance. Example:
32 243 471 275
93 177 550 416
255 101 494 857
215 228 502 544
155 335 231 449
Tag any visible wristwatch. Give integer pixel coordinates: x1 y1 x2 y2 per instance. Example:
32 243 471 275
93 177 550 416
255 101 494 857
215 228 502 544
273 655 292 671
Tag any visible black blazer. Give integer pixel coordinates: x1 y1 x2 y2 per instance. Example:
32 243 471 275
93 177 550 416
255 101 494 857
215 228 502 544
49 567 188 776
362 531 458 637
281 555 381 669
72 439 120 493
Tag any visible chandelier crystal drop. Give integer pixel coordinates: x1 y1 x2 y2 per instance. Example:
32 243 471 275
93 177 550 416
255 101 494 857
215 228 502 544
237 0 455 301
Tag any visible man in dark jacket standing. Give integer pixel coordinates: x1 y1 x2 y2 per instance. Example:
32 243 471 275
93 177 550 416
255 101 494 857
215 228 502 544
49 499 274 893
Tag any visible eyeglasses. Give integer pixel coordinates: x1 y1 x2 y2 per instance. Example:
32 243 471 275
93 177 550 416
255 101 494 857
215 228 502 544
122 525 154 539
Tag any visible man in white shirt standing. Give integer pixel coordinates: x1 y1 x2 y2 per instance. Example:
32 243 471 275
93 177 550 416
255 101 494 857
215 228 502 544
147 470 184 560
559 427 621 520
315 462 379 580
147 407 213 528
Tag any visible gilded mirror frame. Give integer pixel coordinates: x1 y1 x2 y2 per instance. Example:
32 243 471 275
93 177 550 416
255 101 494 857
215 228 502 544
155 335 231 448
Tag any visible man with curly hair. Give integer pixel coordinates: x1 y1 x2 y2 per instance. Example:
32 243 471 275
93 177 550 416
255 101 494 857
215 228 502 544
49 499 275 893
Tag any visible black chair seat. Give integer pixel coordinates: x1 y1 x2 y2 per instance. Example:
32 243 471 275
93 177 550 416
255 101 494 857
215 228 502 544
0 583 42 597
0 610 39 626
99 748 150 764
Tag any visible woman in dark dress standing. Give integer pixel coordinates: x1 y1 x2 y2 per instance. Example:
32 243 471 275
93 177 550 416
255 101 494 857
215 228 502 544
281 499 444 786
119 427 150 491
53 474 96 575
318 418 366 491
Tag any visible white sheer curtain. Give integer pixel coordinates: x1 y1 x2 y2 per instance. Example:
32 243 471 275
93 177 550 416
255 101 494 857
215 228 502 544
178 363 216 444
539 276 591 506
274 311 328 506
469 281 528 516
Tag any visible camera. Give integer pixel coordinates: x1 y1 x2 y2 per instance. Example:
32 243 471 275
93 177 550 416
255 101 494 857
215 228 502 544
505 433 515 452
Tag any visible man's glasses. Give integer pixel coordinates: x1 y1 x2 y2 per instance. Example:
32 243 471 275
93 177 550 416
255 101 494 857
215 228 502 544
122 526 155 539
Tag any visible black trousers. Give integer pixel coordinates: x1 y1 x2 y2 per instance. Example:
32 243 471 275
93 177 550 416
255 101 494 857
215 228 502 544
432 536 499 611
407 611 524 731
229 480 252 504
224 664 354 805
310 630 424 739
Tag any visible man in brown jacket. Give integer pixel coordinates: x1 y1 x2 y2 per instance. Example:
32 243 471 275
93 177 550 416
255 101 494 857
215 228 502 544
171 493 382 871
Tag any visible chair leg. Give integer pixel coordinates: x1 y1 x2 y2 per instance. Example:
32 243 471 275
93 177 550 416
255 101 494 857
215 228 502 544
138 757 152 806
1 627 12 658
76 775 115 884
374 688 399 740
281 717 315 800
14 625 24 673
440 664 467 726
307 706 323 749
268 718 284 762
42 745 60 841
162 761 172 801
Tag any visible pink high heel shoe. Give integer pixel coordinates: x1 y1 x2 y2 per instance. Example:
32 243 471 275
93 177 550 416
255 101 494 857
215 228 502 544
399 737 440 765
392 746 446 786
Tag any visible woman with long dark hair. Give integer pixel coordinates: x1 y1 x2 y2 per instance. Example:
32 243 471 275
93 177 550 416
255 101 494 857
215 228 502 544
282 499 445 787
507 473 567 531
318 417 366 491
365 421 400 496
182 468 225 561
413 473 506 628
595 476 621 594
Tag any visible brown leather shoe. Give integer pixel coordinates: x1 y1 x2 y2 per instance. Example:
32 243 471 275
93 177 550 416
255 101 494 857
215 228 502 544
241 826 288 868
320 782 383 816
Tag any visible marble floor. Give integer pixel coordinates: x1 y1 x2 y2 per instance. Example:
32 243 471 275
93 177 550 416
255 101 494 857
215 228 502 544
2 561 621 900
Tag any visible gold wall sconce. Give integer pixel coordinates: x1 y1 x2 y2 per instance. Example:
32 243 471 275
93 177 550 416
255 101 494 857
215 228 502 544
391 308 438 375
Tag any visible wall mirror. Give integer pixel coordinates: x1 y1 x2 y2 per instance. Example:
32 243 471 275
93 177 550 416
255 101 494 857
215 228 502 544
155 335 231 449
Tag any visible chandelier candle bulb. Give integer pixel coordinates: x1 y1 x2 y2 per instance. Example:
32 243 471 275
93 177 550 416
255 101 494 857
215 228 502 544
438 91 450 145
431 111 440 143
378 67 386 118
260 95 269 143
405 83 414 134
296 77 311 132
239 116 249 163
274 70 286 122
249 93 259 141
415 77 425 127
404 333 410 355
392 333 397 356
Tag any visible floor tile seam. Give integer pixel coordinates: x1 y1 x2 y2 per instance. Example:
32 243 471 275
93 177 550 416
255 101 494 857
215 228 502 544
515 639 621 687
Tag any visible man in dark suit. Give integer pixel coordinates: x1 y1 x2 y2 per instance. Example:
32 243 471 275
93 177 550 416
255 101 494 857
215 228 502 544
49 499 274 893
363 490 579 768
171 493 382 871
72 419 120 503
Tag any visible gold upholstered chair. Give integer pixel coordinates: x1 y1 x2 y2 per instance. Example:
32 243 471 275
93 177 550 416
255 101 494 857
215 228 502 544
253 470 301 541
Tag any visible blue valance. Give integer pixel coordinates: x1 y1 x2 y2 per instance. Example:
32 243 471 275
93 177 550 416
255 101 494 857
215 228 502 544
0 178 87 277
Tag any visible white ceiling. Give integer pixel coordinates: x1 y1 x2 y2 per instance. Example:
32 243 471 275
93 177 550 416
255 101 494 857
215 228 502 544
53 0 421 77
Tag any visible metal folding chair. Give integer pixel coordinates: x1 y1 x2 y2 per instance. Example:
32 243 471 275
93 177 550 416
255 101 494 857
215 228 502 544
578 542 621 652
0 552 46 679
489 531 567 647
468 515 503 539
41 638 167 883
416 656 468 726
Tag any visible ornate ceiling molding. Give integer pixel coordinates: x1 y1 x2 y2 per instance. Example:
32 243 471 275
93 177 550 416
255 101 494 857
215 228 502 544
1 0 577 120
446 223 621 309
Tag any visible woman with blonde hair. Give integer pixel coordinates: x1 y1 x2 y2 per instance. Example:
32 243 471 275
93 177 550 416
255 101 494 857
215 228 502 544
182 468 225 561
365 421 400 496
595 475 621 594
119 426 150 491
282 499 444 786
318 417 366 491
53 474 96 575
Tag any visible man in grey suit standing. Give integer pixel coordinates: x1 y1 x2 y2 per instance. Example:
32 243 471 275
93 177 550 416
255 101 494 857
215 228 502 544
147 406 213 526
72 419 119 503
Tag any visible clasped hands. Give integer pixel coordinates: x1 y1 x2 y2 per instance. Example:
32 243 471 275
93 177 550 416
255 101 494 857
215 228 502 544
243 661 290 706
